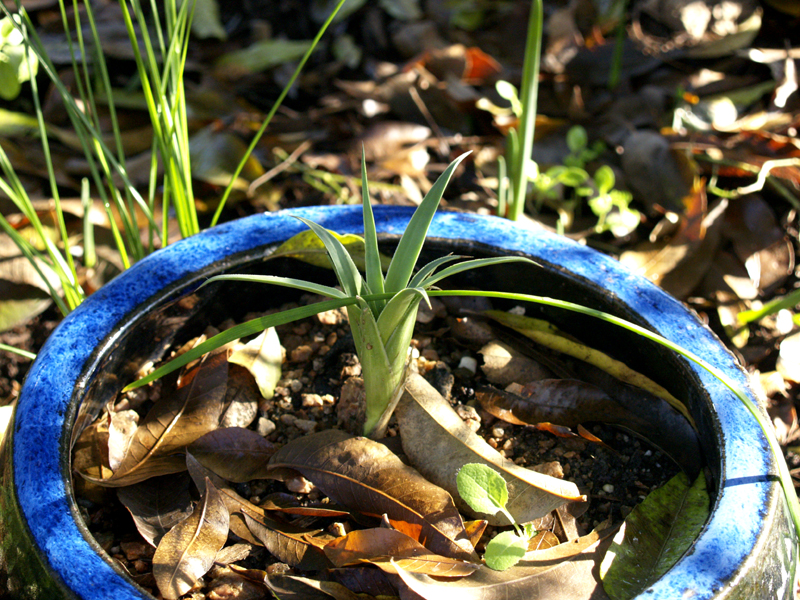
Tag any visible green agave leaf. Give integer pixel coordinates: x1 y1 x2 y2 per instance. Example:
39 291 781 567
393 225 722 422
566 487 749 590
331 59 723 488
201 273 346 299
124 296 360 391
294 216 363 297
599 472 709 599
349 303 406 438
408 254 466 288
360 147 385 314
420 256 536 289
384 152 471 294
376 287 429 346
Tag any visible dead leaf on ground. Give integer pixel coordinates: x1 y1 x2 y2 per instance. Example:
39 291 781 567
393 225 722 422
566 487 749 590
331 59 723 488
394 527 615 600
152 477 230 600
116 472 195 547
323 528 479 577
266 428 477 561
484 310 693 423
86 353 228 486
475 379 702 476
187 453 332 570
396 373 585 527
188 426 277 482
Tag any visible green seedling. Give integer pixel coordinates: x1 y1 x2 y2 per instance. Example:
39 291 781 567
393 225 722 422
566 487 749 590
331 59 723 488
0 14 37 100
457 463 536 570
125 151 536 439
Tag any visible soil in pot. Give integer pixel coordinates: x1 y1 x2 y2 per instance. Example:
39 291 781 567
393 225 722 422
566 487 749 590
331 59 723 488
72 286 695 600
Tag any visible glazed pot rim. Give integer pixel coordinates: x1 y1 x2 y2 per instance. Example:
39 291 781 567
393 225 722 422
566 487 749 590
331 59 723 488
11 205 792 599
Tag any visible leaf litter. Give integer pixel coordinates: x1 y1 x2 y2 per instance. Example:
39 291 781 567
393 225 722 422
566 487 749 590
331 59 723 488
8 0 800 597
72 284 697 599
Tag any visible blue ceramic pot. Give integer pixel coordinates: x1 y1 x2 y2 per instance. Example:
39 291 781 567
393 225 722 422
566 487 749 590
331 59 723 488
1 206 795 599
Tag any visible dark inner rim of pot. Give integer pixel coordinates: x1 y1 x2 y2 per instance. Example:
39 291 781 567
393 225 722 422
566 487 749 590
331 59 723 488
66 234 718 505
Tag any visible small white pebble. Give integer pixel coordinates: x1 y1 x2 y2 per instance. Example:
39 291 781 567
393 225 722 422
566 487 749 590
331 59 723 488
301 394 324 408
602 484 615 494
458 356 477 374
508 306 526 316
290 380 303 393
776 309 794 335
285 475 316 494
492 427 505 438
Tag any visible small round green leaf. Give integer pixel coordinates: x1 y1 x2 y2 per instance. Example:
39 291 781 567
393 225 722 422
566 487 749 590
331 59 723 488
456 463 508 516
566 125 588 153
484 530 528 571
594 165 616 195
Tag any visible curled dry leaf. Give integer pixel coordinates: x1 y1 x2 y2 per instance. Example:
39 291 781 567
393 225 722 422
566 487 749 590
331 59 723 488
152 477 230 600
323 528 480 576
117 473 195 547
188 426 277 482
475 379 702 476
394 527 616 600
228 328 283 400
186 453 332 571
483 310 692 423
87 353 229 487
396 373 584 527
266 428 477 561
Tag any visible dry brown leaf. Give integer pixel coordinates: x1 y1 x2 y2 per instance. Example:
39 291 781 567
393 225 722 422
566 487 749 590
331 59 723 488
152 477 230 599
396 373 584 527
188 426 277 482
323 528 479 577
117 473 195 547
394 527 615 600
90 353 228 487
186 453 332 570
266 428 477 561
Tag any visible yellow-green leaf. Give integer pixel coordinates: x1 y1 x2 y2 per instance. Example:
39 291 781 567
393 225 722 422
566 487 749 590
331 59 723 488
228 327 282 400
599 472 709 599
485 310 693 424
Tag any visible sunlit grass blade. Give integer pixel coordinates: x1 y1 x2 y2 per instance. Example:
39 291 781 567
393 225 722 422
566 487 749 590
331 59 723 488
123 295 363 392
294 216 363 297
80 178 96 269
0 212 71 316
383 152 471 294
419 256 536 289
199 274 347 299
507 0 542 222
0 343 36 361
737 288 800 325
210 0 350 226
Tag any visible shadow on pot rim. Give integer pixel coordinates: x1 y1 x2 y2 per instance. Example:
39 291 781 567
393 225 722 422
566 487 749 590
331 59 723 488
2 205 795 599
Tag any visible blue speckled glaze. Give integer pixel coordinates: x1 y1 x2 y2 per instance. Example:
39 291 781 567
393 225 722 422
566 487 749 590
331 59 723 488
11 206 791 599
